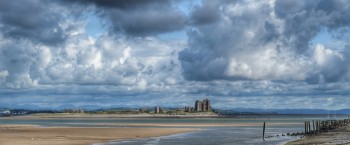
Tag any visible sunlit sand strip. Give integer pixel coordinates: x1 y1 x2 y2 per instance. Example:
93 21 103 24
0 125 197 145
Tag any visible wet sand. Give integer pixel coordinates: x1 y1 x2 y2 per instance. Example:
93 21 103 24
285 126 350 145
60 122 302 127
0 125 196 145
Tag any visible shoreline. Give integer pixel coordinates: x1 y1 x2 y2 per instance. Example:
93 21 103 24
284 126 350 145
0 124 197 145
1 113 328 120
1 113 220 119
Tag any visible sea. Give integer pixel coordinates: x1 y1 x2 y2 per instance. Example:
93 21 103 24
1 114 347 145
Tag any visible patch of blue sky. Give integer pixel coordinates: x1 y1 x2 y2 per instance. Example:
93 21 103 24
311 28 350 50
84 12 107 38
176 0 201 16
310 28 332 46
158 30 187 41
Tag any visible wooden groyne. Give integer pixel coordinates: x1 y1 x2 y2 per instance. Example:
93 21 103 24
304 119 350 135
263 119 350 140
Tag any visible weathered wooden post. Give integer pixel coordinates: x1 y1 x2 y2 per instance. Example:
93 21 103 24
316 120 320 133
312 120 315 134
327 120 330 132
263 122 266 140
304 121 307 134
320 121 323 132
308 121 311 134
315 121 317 133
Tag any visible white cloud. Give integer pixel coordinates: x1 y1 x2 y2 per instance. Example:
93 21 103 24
0 70 8 78
313 44 343 66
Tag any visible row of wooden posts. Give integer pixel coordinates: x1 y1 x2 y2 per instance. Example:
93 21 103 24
263 119 350 140
304 119 350 135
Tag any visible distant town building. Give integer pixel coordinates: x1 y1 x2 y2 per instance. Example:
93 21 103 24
184 106 194 112
63 109 84 113
0 109 11 117
155 107 163 114
194 99 211 112
139 108 148 113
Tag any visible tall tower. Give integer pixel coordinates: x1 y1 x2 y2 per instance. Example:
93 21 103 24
195 100 202 111
155 107 160 114
206 99 211 111
202 99 207 111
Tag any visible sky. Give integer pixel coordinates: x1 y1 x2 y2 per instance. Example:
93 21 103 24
1 0 350 110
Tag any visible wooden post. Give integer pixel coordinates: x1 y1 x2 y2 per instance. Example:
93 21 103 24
306 121 308 134
327 121 329 132
315 121 317 133
304 121 307 134
313 120 315 134
308 121 311 134
316 120 320 133
263 122 266 140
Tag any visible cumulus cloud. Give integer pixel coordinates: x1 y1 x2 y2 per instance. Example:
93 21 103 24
0 40 39 88
309 44 350 83
179 0 350 84
180 0 304 81
1 0 350 109
275 0 350 53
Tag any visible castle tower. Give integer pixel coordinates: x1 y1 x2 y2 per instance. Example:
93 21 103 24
155 107 160 114
205 99 211 111
195 100 202 111
202 99 207 111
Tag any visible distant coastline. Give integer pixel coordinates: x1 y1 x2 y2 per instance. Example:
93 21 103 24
0 113 221 120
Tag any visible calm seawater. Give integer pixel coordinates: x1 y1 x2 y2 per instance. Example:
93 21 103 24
1 114 347 145
98 126 301 145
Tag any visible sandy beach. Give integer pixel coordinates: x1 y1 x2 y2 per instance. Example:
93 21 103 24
0 125 196 145
285 125 350 145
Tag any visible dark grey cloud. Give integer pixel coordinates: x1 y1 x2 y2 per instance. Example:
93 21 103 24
0 0 67 45
75 0 169 9
67 0 187 36
189 0 222 25
106 8 186 36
